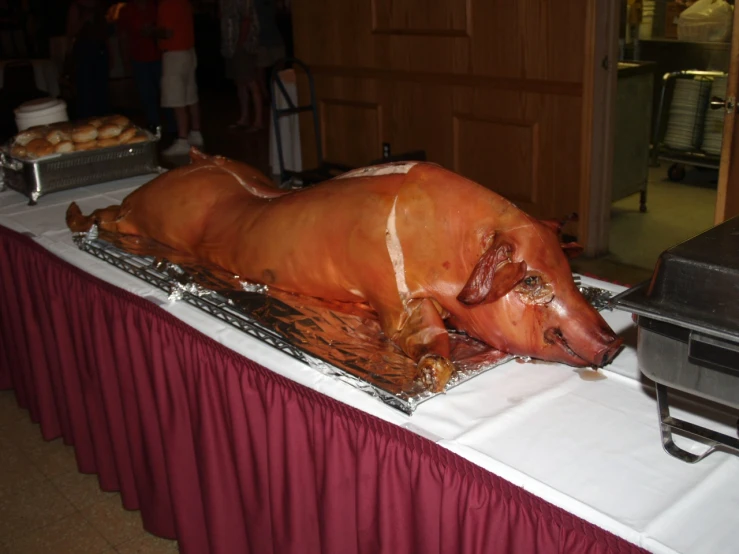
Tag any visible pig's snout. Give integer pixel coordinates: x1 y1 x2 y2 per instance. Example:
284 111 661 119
544 324 623 368
594 335 624 367
587 322 624 367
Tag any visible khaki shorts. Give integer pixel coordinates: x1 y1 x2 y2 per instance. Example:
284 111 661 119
161 49 198 108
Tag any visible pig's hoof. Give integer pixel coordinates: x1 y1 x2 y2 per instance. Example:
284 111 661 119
417 354 455 393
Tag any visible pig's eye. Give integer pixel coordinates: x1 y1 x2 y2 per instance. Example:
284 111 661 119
516 273 554 304
522 275 541 289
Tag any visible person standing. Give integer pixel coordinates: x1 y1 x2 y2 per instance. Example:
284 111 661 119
117 0 176 135
222 0 283 132
156 0 203 156
221 0 261 130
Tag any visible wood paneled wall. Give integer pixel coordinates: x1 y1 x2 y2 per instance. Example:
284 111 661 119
292 0 591 221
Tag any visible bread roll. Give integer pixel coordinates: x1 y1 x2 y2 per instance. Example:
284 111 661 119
74 140 98 151
118 127 137 142
10 120 144 159
124 133 148 144
72 125 98 143
46 128 71 145
57 123 76 135
14 129 44 146
106 114 131 127
25 138 55 158
10 145 27 158
55 141 75 153
98 123 123 139
97 137 120 148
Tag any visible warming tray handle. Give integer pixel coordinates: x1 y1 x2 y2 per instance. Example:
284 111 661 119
0 152 22 172
688 332 739 377
0 151 19 192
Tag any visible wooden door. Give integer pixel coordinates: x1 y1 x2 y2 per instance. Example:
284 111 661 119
291 0 602 240
715 5 739 223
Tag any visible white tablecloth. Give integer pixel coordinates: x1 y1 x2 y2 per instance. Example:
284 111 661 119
0 58 60 98
0 176 737 554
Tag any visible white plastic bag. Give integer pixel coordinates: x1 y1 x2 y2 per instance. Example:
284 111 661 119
677 0 734 43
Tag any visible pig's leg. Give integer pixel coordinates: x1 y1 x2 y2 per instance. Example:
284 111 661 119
66 202 123 233
385 298 455 393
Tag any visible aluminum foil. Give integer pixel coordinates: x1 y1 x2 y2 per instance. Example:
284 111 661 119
72 229 613 414
574 275 616 312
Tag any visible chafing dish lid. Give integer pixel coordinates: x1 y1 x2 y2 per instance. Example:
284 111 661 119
612 216 739 342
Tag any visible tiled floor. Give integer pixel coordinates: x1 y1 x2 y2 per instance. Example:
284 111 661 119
0 390 179 553
571 165 718 285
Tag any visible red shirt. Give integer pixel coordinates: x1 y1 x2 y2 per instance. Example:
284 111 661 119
157 0 195 52
118 1 161 63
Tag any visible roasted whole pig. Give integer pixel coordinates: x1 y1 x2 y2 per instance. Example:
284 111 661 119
67 149 623 392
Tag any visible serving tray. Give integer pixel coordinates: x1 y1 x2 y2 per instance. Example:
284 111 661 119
0 130 162 205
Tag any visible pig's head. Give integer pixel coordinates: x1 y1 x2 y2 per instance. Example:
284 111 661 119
447 216 623 368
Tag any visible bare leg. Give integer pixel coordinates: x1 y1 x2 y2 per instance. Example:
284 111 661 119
257 67 268 101
174 106 189 139
188 102 201 132
248 80 264 129
236 81 250 125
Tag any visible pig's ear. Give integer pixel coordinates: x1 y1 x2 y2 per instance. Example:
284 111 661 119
457 236 527 305
540 214 583 259
561 241 584 259
539 219 564 235
539 212 579 237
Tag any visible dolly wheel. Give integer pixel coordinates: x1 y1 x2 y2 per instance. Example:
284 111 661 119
668 164 686 182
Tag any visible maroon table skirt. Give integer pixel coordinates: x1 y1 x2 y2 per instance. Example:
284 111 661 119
0 225 647 554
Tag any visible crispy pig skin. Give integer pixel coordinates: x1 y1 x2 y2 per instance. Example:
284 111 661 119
67 149 623 391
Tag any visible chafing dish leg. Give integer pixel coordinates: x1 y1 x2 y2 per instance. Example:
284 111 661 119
656 383 739 463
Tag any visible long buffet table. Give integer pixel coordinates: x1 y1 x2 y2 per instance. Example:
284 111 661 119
0 174 737 554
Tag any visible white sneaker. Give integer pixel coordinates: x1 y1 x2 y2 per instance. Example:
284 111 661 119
188 130 204 147
162 138 191 157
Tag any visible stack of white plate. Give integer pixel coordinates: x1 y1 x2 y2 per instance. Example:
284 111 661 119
664 78 711 151
702 75 728 156
14 98 68 131
640 0 655 39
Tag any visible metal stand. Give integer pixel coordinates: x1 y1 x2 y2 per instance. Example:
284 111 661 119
269 58 353 188
656 383 739 463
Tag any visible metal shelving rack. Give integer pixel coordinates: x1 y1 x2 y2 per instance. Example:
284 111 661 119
650 69 728 182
